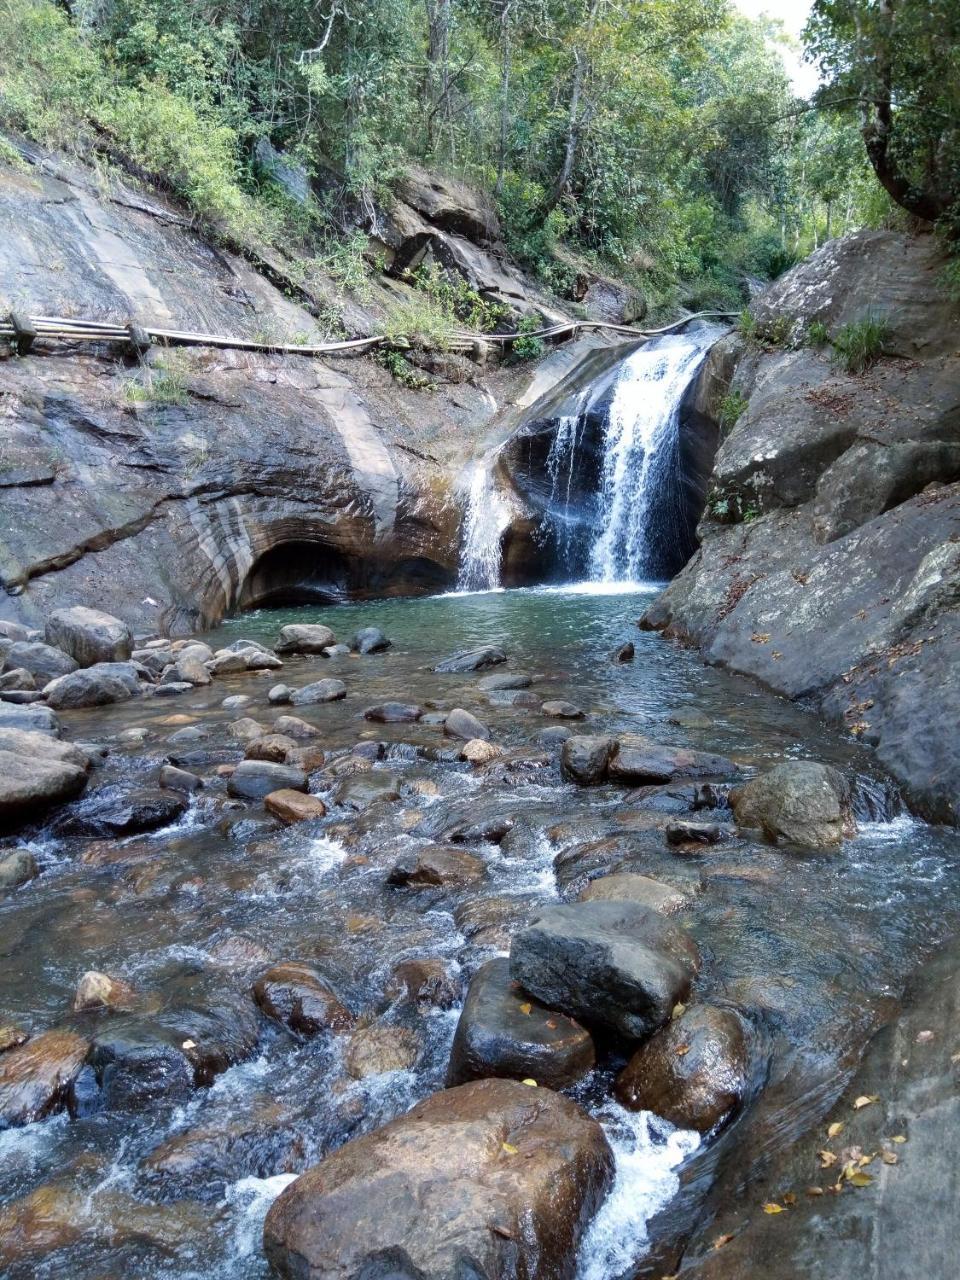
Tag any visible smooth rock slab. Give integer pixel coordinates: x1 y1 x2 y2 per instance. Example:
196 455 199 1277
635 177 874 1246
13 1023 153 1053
614 1004 752 1133
290 679 347 706
448 957 595 1089
434 645 506 673
262 1077 613 1280
510 901 700 1041
45 607 131 667
608 736 736 785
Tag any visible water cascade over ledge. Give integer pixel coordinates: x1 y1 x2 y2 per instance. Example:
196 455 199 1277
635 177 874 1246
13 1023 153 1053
458 326 720 590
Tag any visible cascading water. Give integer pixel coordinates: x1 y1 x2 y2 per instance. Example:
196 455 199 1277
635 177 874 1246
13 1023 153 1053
587 328 718 583
456 453 514 591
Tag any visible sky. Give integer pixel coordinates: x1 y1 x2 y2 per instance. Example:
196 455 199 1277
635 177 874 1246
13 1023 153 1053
735 0 822 98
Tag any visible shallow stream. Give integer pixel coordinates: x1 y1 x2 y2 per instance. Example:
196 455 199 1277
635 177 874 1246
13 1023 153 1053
3 585 960 1278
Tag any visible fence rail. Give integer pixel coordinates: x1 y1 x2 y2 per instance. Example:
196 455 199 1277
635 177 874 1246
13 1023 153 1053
1 310 736 361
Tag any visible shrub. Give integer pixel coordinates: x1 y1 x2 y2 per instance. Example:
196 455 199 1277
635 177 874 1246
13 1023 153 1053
377 348 436 390
509 315 546 362
123 356 188 405
718 390 749 429
738 309 758 340
806 320 830 347
831 313 890 374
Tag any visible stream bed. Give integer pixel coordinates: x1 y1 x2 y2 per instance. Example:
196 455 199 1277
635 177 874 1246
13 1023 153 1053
2 584 960 1278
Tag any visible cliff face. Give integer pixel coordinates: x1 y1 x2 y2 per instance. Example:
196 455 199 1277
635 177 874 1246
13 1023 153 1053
0 145 612 633
643 232 960 823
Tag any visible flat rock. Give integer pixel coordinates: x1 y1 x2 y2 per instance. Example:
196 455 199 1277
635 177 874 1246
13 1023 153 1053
275 624 336 654
448 957 595 1089
434 645 506 673
227 761 307 801
0 702 60 735
290 679 347 706
0 1029 89 1128
264 789 328 823
262 1077 613 1280
363 702 422 723
253 962 353 1036
578 872 692 914
387 844 487 888
510 900 700 1041
608 736 736 785
614 1003 752 1133
45 607 132 667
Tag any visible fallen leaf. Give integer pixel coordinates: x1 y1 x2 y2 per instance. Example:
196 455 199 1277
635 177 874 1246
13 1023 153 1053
712 1234 734 1250
501 1143 518 1155
762 1202 786 1214
881 1150 898 1165
675 1044 691 1057
857 1153 875 1167
521 1078 538 1087
546 1019 558 1029
818 1150 837 1169
891 1134 907 1144
782 1192 797 1206
181 1039 196 1050
671 1002 687 1019
915 1029 935 1044
827 1122 844 1138
853 1095 879 1110
519 1002 532 1016
848 1172 873 1187
806 1186 825 1197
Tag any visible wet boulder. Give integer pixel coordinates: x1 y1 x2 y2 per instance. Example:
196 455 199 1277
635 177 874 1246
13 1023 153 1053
228 761 308 801
262 1077 613 1280
614 641 635 663
665 819 728 847
444 707 491 741
275 624 337 654
442 815 515 844
386 957 463 1011
54 786 187 837
541 700 584 719
45 607 132 667
163 659 211 687
268 683 293 705
351 627 391 654
264 790 328 823
363 702 422 723
159 764 203 794
434 645 506 673
478 672 533 691
253 962 353 1037
4 641 77 684
290 678 347 706
43 662 142 710
142 1107 302 1186
579 872 692 914
0 849 39 890
448 957 595 1089
0 702 60 735
510 901 700 1041
607 736 736 785
0 749 88 830
344 1024 420 1078
387 844 487 888
245 733 299 763
334 771 400 811
0 1029 89 1128
614 1004 752 1133
273 714 321 740
73 970 138 1012
730 760 855 848
560 735 615 785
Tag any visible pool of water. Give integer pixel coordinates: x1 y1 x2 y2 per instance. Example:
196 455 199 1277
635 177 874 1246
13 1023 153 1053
2 585 959 1277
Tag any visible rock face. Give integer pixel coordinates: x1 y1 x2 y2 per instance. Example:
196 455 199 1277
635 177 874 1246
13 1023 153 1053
448 958 595 1089
44 607 132 667
731 761 854 848
262 1077 613 1280
510 901 699 1041
614 1004 752 1133
642 231 960 824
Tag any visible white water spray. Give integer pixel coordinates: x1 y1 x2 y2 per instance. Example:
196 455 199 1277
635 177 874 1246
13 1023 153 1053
456 453 514 591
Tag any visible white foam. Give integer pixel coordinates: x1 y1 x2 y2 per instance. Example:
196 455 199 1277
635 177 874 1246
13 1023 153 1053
223 1173 298 1258
577 1104 699 1280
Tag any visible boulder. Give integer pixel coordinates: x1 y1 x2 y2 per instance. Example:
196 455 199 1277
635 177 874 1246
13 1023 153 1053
253 962 353 1037
272 715 321 740
0 668 36 691
510 901 699 1041
434 645 506 673
275 624 336 654
227 761 308 801
344 1025 420 1079
396 163 501 241
442 815 515 845
245 734 299 763
43 662 141 710
351 627 392 654
560 736 615 785
73 970 137 1012
477 672 532 691
541 700 584 719
167 660 211 687
607 736 736 785
3 641 77 684
290 679 347 706
55 786 187 837
448 957 595 1089
158 764 203 794
578 873 692 914
614 1004 752 1133
461 739 504 765
0 727 90 771
0 751 88 830
386 958 463 1011
268 684 293 705
0 850 38 890
0 622 32 642
387 844 487 888
228 717 268 743
444 707 490 741
614 642 635 663
0 702 60 735
0 1029 89 1128
262 1077 613 1280
45 607 132 667
334 771 401 811
264 790 328 823
731 761 854 848
363 702 422 723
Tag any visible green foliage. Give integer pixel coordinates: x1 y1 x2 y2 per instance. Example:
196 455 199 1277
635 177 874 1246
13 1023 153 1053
123 358 188 406
807 320 830 347
377 348 437 390
830 314 891 375
718 390 749 429
403 263 508 333
509 315 546 362
738 309 758 340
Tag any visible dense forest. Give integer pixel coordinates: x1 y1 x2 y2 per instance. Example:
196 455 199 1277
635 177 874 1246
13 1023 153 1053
3 0 956 316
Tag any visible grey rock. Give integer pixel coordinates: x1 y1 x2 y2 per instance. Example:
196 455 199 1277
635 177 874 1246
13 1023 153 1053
275 625 336 654
267 684 292 705
227 761 307 800
0 750 87 829
434 645 506 673
44 662 142 710
363 702 422 723
477 672 532 691
45 606 132 667
560 736 615 785
351 627 391 654
4 641 77 684
731 761 854 848
289 679 347 706
334 771 400 811
443 707 490 741
0 850 39 890
541 700 584 719
0 669 36 692
0 702 60 736
55 786 187 837
159 764 203 794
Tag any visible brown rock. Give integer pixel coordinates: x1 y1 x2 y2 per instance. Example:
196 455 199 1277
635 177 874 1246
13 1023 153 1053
386 957 463 1010
461 738 504 765
245 733 299 763
273 715 322 741
578 872 692 914
0 1023 29 1054
344 1024 419 1078
262 1077 614 1279
386 844 487 888
264 789 328 823
72 970 138 1012
0 1029 89 1128
253 962 353 1037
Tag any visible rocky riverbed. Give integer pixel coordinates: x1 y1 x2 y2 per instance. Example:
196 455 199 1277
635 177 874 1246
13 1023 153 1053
2 587 960 1278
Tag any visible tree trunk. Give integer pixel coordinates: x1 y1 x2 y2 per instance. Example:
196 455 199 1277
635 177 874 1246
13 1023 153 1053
495 0 514 198
424 0 452 154
544 49 584 214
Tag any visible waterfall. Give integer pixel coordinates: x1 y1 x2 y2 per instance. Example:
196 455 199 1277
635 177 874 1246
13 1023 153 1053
588 328 717 583
456 454 513 591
